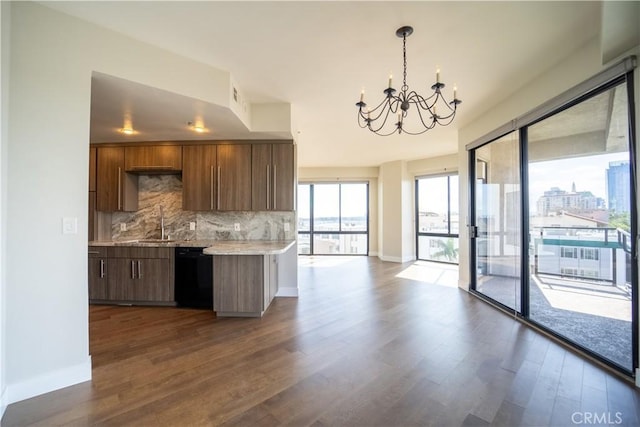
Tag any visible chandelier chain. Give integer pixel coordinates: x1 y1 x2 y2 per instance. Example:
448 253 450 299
402 32 408 92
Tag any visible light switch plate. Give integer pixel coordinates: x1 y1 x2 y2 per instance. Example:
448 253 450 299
120 223 127 231
284 222 290 232
62 217 78 234
234 223 240 231
189 222 196 231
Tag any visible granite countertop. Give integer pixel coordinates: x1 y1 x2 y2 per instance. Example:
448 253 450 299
89 239 295 255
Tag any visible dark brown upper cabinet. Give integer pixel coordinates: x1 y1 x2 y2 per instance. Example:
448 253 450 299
252 143 294 211
182 144 251 211
124 145 182 173
96 146 138 212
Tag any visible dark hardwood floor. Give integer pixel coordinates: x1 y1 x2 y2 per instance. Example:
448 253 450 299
3 256 640 426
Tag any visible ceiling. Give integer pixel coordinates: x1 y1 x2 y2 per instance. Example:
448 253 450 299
44 1 602 168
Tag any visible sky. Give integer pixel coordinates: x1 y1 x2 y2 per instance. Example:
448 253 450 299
528 152 629 215
298 183 368 219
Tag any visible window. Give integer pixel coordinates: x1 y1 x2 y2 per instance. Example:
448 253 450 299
416 174 459 263
561 247 578 258
580 248 599 260
298 182 369 255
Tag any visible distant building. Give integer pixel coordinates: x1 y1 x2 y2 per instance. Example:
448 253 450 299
606 160 631 214
536 184 605 216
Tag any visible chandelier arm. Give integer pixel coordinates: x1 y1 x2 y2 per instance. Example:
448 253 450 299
412 104 438 130
434 111 457 126
412 91 439 111
367 103 397 134
357 96 394 128
397 126 431 136
373 125 404 137
371 98 401 124
405 91 433 113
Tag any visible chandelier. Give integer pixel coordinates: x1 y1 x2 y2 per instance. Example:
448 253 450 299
356 26 461 136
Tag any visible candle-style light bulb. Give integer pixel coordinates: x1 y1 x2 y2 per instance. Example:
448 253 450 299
453 85 458 99
388 73 393 88
360 89 365 103
436 69 440 83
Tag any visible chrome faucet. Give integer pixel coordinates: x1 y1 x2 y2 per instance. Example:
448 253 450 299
159 205 166 240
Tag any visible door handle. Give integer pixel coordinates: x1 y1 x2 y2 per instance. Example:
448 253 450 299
266 164 270 210
273 164 277 210
117 167 122 210
217 166 221 210
131 260 136 279
210 165 214 210
100 259 105 278
137 260 142 278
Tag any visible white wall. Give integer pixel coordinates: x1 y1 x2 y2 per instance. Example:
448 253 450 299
407 154 458 177
0 0 10 417
3 2 292 405
378 160 414 262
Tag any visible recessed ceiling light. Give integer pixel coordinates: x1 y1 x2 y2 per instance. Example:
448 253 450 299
120 127 135 135
188 121 208 133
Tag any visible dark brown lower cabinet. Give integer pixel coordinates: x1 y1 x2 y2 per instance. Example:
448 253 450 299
88 246 174 304
213 254 278 317
88 247 109 300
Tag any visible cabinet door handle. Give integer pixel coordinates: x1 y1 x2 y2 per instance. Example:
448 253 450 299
266 165 270 210
210 165 214 210
117 167 122 210
88 251 100 255
217 166 221 210
137 260 142 279
131 260 136 279
273 164 277 210
100 259 105 278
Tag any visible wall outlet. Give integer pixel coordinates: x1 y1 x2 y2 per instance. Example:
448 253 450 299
120 223 127 231
284 222 290 232
62 217 78 235
234 223 241 231
189 221 196 231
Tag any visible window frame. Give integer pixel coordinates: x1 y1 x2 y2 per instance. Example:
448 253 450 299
415 173 460 264
298 181 369 256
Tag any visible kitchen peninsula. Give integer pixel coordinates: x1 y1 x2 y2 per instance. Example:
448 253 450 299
89 239 296 317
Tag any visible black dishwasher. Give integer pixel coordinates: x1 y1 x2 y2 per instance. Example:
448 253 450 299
175 247 213 309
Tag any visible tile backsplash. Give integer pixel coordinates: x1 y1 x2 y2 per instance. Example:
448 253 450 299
110 175 296 241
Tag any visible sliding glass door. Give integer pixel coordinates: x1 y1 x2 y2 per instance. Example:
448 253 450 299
469 61 636 375
527 83 633 371
472 132 522 311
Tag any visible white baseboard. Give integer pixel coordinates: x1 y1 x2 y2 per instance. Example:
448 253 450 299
378 255 401 263
276 286 299 297
378 255 405 263
1 385 7 421
7 356 92 405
